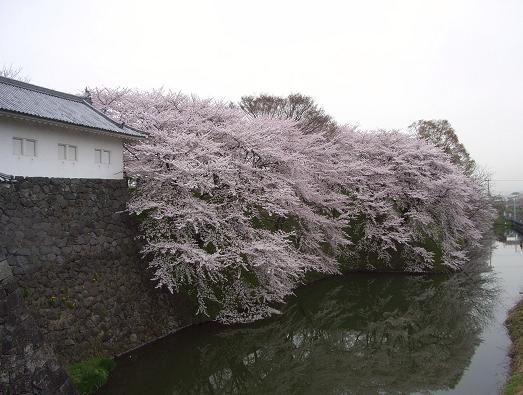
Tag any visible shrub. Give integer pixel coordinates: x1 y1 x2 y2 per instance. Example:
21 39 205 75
66 357 116 395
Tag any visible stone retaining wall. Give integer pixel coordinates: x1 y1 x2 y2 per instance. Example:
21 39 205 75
0 177 196 374
0 257 77 394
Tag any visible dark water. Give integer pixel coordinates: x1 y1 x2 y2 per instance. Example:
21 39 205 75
99 236 523 395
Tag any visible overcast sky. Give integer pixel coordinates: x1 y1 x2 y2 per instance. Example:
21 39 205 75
1 0 522 193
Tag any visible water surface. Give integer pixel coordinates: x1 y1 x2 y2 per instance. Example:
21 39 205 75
100 236 523 395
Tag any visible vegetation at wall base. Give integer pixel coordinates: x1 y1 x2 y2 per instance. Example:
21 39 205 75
504 299 523 395
66 357 116 395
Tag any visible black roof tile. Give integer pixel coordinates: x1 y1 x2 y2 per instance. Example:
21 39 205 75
0 76 146 138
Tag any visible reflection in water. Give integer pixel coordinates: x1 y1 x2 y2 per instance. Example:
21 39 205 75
506 229 522 245
100 270 498 395
496 226 522 245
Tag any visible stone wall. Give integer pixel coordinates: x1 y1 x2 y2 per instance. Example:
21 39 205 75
0 258 77 394
0 177 196 372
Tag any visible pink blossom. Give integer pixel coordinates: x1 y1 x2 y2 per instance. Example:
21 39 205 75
92 88 495 323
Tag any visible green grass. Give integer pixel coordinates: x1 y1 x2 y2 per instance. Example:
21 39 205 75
504 374 523 395
504 300 523 395
66 357 116 395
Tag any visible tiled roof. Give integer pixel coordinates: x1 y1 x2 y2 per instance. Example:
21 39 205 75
0 76 146 138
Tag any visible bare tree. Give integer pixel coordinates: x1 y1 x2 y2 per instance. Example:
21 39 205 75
409 119 476 175
239 93 336 134
0 65 30 82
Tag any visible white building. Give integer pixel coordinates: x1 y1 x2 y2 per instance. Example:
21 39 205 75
0 77 146 179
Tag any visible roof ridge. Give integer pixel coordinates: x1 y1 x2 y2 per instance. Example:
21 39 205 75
0 76 85 102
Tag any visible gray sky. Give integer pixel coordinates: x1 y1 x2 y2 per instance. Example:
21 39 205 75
1 0 522 193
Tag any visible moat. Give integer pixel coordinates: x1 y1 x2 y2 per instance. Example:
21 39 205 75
99 234 523 395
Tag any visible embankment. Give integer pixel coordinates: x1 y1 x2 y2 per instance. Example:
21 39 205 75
0 177 196 393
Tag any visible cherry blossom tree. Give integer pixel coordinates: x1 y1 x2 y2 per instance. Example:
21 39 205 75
327 128 494 271
93 88 352 323
92 88 495 323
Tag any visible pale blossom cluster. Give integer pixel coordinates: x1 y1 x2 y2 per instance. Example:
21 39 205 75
92 88 495 323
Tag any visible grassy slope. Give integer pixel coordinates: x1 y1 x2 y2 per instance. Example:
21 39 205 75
504 299 523 395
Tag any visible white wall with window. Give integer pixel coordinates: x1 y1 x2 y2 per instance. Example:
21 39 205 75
58 143 78 161
0 117 124 179
94 148 111 165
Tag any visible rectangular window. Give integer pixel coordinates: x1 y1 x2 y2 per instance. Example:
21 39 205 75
95 149 102 164
102 150 110 164
58 144 77 161
58 144 66 160
67 145 77 161
24 139 36 157
95 149 111 164
13 137 36 157
13 138 22 155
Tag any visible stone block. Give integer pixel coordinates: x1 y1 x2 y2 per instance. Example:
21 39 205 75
0 260 13 284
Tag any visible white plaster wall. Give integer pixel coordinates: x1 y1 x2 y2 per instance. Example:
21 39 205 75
0 117 124 179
